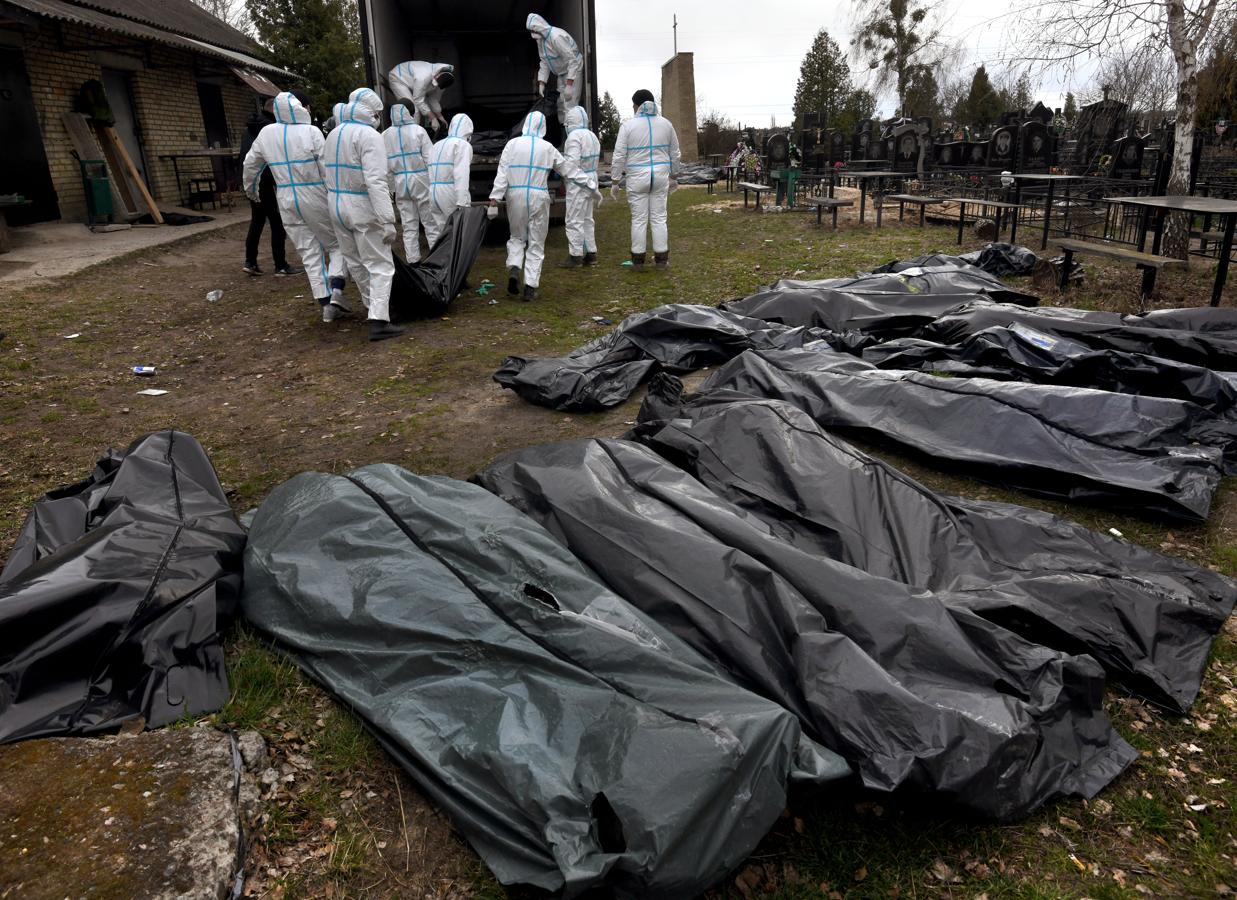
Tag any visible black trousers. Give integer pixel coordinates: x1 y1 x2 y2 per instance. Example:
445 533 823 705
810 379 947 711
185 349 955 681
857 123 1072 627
245 175 287 268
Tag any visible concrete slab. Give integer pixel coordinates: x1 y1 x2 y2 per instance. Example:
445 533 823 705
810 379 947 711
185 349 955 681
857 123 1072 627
0 727 263 900
0 206 249 286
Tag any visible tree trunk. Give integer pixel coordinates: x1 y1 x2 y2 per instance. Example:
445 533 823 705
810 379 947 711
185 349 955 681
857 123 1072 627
1162 0 1219 260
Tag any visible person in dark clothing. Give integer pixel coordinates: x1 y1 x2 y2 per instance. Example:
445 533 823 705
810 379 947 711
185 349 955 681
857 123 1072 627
239 100 299 276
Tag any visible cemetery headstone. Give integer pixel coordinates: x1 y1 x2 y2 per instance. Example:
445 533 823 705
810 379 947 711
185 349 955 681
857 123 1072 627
828 130 846 164
1028 101 1054 125
935 141 963 166
1110 134 1145 179
966 141 989 166
892 125 920 171
1018 120 1051 172
765 132 790 169
987 126 1017 168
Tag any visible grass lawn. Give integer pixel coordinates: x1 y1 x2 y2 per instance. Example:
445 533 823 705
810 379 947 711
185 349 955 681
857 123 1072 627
1 186 1235 899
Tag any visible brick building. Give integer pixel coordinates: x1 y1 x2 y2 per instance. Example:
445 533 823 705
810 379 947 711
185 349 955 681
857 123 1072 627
0 0 293 224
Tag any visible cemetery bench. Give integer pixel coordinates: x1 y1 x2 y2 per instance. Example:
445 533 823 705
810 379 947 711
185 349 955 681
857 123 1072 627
804 196 853 229
947 198 1026 245
887 194 945 227
0 197 32 254
1053 238 1184 298
739 181 773 211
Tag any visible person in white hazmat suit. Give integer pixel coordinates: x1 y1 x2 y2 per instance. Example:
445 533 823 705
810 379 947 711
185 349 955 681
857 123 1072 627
323 89 405 342
560 105 602 267
425 113 474 248
387 61 455 136
526 13 583 125
242 91 350 322
487 110 598 301
610 89 681 270
383 104 435 263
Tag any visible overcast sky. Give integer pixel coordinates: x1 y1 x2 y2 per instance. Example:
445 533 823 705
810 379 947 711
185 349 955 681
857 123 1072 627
594 1 1089 125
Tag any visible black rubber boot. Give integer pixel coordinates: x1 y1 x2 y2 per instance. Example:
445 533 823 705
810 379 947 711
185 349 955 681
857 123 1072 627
522 284 539 302
584 251 598 266
507 266 520 296
369 320 406 342
630 252 646 271
559 255 583 268
654 251 669 269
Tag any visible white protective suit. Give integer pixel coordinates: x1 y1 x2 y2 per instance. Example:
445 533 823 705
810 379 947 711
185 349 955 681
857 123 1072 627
490 110 595 289
611 100 682 257
324 89 397 323
383 104 435 262
526 13 583 125
242 92 344 301
425 113 474 247
562 105 602 259
387 61 454 134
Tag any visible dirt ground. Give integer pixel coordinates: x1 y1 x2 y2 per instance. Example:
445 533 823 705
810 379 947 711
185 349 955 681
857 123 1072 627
1 187 1235 899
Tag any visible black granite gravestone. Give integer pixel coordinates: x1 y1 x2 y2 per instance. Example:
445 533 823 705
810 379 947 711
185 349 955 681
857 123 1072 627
1110 134 1145 179
1019 120 1051 172
987 126 1017 168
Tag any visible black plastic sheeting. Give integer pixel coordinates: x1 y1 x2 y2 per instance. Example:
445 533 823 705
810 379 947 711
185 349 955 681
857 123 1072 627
632 392 1237 713
676 163 721 185
863 327 1237 428
242 465 847 898
493 304 853 411
477 440 1137 821
868 245 1038 279
0 431 245 743
693 347 1225 522
764 264 1039 305
921 301 1237 371
390 205 488 320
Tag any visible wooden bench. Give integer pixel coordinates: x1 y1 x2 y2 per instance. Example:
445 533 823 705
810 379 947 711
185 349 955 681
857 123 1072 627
887 194 944 227
946 198 1026 245
803 196 853 229
1054 238 1185 298
738 181 773 211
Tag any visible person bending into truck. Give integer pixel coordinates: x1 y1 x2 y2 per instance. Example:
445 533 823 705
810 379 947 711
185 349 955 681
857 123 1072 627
242 91 350 323
383 103 435 263
526 13 583 126
425 113 474 248
487 110 598 301
387 61 455 136
560 105 602 267
324 89 405 342
610 89 681 270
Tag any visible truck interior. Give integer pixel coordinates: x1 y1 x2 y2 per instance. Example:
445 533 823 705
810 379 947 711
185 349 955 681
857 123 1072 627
361 0 595 143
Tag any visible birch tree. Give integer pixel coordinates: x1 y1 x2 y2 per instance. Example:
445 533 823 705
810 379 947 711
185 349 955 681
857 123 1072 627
1017 0 1223 258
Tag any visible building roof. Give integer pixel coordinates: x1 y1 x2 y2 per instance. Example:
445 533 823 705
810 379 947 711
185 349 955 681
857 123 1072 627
0 0 294 78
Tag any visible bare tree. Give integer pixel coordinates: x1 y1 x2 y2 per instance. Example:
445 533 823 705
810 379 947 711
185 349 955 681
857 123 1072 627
191 0 251 34
1078 41 1177 122
1015 0 1224 258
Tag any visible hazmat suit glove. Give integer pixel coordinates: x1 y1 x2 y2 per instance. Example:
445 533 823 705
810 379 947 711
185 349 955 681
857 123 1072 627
537 80 546 97
382 223 397 246
486 203 499 220
610 184 621 202
669 178 680 194
592 189 604 206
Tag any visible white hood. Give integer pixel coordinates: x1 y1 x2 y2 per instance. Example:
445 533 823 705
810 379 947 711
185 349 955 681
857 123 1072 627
447 113 474 140
342 87 382 127
272 92 311 125
526 12 550 36
521 110 548 139
565 106 589 131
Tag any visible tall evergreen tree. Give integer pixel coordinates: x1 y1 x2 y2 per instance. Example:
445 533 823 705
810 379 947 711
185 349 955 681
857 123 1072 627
957 66 1003 127
598 92 622 150
1063 91 1078 121
902 65 940 119
246 0 363 118
792 29 855 128
1195 18 1236 129
837 88 877 134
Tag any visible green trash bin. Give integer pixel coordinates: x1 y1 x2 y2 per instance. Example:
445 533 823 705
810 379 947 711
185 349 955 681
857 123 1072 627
79 159 114 225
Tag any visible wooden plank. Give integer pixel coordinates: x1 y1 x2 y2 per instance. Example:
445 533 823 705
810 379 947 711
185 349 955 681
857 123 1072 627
803 197 852 207
1054 238 1185 268
62 112 135 216
94 125 163 224
737 182 771 191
